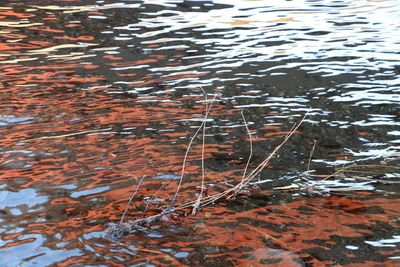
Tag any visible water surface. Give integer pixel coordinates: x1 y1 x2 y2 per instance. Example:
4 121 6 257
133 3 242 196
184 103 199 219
0 0 399 265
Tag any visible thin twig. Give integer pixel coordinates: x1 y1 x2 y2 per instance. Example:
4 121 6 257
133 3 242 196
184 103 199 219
240 110 253 183
0 160 14 166
318 163 400 181
168 93 218 210
180 111 309 206
231 110 253 199
144 183 166 213
307 139 317 172
192 89 209 215
120 175 146 224
230 110 309 197
342 164 400 170
22 128 114 142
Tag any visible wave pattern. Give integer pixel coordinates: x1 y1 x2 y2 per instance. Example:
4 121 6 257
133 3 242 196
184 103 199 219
0 0 399 265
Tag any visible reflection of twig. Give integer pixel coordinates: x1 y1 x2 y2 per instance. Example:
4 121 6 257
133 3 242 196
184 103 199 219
249 226 322 264
249 226 292 249
22 128 115 142
120 175 146 224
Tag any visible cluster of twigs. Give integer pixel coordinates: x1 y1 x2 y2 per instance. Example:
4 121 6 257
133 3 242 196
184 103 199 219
105 91 309 241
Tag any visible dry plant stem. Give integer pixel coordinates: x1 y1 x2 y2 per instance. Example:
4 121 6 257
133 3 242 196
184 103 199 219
307 139 317 172
181 114 303 208
192 89 208 215
343 164 400 170
228 258 237 267
339 170 386 175
199 91 208 200
228 111 309 198
22 128 114 142
231 110 253 199
120 175 146 224
319 164 362 181
240 110 253 182
319 163 400 181
0 160 14 166
179 111 310 208
144 183 166 212
113 111 308 236
168 94 217 210
242 124 296 182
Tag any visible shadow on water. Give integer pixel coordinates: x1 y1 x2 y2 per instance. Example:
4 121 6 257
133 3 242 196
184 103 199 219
0 0 399 265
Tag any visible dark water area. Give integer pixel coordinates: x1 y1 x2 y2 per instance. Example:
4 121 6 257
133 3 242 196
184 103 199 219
0 0 399 266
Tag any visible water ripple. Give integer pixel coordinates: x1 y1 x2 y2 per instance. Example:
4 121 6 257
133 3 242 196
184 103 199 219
1 0 399 265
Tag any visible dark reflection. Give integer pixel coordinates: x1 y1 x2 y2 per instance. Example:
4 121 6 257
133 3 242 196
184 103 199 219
0 0 399 265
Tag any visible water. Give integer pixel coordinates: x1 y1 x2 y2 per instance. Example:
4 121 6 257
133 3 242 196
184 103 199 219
0 0 399 265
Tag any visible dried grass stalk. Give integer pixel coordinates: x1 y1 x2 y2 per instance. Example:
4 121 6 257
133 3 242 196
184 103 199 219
106 103 309 240
23 128 115 142
192 89 209 215
120 175 146 224
168 93 217 210
307 139 317 172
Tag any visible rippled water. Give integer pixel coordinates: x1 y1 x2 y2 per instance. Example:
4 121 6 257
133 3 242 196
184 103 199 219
0 0 399 266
